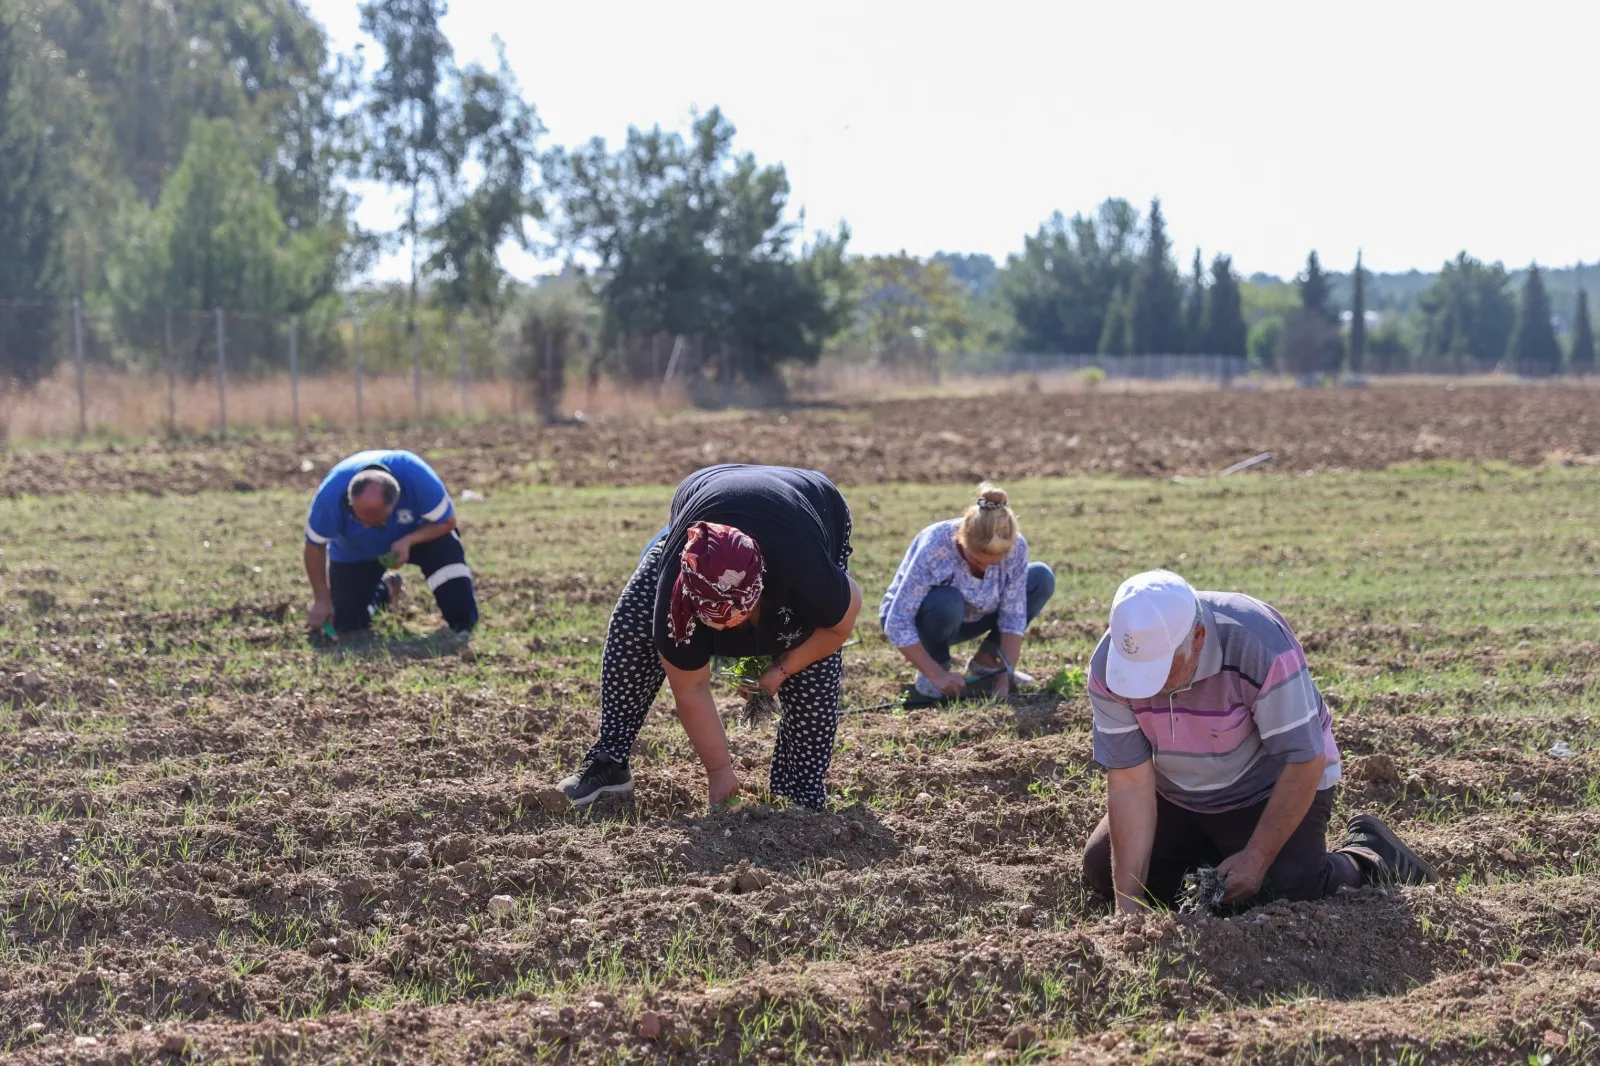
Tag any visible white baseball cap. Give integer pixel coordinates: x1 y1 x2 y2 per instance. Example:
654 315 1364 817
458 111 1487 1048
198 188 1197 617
1105 570 1199 700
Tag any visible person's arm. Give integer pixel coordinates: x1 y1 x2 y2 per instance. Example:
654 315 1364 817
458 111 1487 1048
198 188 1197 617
1107 760 1158 912
391 514 457 565
661 656 739 806
989 540 1031 697
304 542 332 628
761 576 864 694
1217 752 1325 902
760 575 863 693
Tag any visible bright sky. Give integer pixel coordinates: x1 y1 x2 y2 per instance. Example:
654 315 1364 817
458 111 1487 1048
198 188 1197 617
309 0 1600 282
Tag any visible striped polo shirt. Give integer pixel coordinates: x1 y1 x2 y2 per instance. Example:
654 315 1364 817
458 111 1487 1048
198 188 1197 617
1088 591 1341 813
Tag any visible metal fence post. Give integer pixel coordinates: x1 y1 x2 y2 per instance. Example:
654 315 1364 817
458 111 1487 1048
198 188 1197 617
289 315 300 429
216 308 227 435
353 317 364 428
163 308 176 435
72 298 86 439
456 318 468 417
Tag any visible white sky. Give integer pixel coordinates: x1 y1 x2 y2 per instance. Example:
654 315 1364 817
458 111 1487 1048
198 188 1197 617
309 0 1600 282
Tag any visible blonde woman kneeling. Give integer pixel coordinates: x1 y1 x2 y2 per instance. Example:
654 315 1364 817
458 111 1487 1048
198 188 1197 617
879 483 1055 700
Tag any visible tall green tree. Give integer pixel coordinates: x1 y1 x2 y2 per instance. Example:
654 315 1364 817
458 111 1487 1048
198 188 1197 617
360 0 455 333
1571 289 1595 376
847 253 969 360
1098 284 1130 355
106 117 328 376
1182 248 1205 353
1202 255 1247 358
0 4 65 385
1126 198 1183 354
1416 253 1515 371
1507 263 1562 377
1298 250 1333 321
1349 250 1366 374
1000 199 1139 354
549 108 850 388
425 42 544 317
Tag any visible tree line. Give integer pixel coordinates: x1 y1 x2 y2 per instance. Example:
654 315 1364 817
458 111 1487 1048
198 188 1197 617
0 0 1591 391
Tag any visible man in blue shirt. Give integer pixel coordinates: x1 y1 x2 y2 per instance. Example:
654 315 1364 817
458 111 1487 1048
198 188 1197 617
303 450 478 636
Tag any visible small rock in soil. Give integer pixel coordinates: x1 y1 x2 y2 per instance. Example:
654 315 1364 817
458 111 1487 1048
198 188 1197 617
911 845 929 859
536 788 570 813
638 1010 664 1039
487 894 516 918
1001 1024 1037 1051
1016 905 1036 927
1499 961 1528 977
1586 956 1600 973
23 1023 45 1039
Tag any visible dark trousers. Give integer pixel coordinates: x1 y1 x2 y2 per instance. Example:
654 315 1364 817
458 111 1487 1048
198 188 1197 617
328 531 478 634
902 562 1056 668
1082 788 1366 906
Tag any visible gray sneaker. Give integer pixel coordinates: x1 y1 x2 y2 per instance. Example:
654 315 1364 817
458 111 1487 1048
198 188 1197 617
557 755 634 807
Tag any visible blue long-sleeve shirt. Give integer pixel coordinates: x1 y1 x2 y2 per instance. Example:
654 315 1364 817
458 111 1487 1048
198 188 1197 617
878 520 1031 647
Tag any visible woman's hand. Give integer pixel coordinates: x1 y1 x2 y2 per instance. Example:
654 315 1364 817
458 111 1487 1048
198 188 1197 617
991 672 1012 699
758 661 789 696
932 667 966 697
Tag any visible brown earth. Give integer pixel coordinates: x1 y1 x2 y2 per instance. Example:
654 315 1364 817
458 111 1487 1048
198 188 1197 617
5 383 1600 498
2 633 1598 1065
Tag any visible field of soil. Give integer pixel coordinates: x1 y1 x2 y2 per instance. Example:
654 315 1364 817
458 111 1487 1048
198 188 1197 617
2 385 1600 1064
4 383 1600 499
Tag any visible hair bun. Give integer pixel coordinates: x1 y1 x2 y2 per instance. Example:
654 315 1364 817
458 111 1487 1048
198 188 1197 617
976 481 1008 509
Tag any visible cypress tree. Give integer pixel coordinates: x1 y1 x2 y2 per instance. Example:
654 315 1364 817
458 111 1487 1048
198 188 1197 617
1125 198 1183 354
1183 248 1205 353
1298 250 1333 321
1507 263 1562 377
1202 255 1247 358
1570 289 1595 376
1349 250 1366 374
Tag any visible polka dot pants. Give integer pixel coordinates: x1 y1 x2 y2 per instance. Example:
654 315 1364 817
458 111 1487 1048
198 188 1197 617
588 540 846 810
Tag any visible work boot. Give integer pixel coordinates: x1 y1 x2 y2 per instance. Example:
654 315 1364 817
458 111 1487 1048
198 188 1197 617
1344 814 1437 885
557 754 634 807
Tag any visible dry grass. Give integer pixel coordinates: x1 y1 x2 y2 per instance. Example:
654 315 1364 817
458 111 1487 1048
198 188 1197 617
0 366 684 441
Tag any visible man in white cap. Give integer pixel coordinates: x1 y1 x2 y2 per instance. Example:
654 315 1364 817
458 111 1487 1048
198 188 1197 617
1082 570 1434 911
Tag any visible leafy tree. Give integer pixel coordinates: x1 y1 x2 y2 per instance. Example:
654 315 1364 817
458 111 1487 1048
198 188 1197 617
549 108 850 389
1368 317 1411 372
1126 198 1183 354
0 4 65 385
1202 255 1247 357
1349 251 1366 374
32 0 355 298
1182 249 1205 353
425 42 544 317
107 118 328 375
1000 199 1139 354
1416 253 1514 371
1298 250 1333 321
932 252 999 298
360 0 455 333
1507 263 1561 377
1247 317 1282 370
1098 284 1130 356
847 253 969 362
1571 290 1594 376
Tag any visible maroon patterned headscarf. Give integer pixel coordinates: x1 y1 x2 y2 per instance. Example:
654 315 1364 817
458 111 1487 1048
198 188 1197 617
669 521 765 645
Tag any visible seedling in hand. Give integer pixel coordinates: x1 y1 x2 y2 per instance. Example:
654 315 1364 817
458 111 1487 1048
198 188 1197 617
378 551 399 569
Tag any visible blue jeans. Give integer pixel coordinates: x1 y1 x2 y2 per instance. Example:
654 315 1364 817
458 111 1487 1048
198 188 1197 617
907 562 1055 669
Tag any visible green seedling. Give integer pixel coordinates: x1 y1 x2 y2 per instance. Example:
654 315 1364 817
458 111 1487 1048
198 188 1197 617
378 552 399 569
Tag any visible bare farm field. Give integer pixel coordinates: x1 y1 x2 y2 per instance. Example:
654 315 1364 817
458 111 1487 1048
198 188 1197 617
2 386 1600 1064
3 383 1600 500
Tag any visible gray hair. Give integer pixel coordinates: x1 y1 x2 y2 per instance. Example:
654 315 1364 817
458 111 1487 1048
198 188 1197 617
348 468 400 508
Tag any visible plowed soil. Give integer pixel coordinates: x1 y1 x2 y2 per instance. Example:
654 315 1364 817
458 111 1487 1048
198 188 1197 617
2 396 1600 1064
4 383 1599 499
